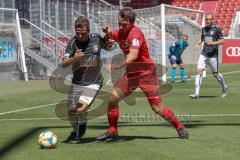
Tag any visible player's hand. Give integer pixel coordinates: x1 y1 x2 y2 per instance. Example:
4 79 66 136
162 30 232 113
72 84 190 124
102 25 112 34
105 40 116 51
74 49 84 59
106 64 117 73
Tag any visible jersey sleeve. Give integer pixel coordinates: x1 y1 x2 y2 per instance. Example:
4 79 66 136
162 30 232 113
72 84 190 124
97 34 106 49
112 29 119 41
216 27 224 40
128 29 143 50
64 38 76 59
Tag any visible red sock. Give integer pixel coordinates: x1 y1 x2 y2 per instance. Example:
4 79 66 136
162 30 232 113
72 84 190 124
161 107 182 130
107 105 119 133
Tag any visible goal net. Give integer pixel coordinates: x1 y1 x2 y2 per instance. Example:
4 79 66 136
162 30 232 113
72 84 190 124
99 4 204 83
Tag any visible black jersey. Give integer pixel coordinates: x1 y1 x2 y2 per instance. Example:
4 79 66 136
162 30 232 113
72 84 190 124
201 25 224 57
64 33 105 85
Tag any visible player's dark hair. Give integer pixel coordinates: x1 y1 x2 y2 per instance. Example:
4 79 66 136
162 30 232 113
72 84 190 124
75 16 90 29
119 7 135 23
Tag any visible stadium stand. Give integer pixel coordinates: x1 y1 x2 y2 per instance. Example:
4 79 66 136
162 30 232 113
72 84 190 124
214 0 240 36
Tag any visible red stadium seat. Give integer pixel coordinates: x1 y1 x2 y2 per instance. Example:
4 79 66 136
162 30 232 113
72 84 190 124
222 6 228 11
193 4 200 9
215 10 221 14
223 29 229 36
187 4 193 8
214 14 220 19
216 5 222 11
175 1 180 6
235 5 240 11
226 18 232 23
220 10 228 15
219 18 225 23
226 14 232 19
224 25 231 30
229 5 235 11
217 2 223 7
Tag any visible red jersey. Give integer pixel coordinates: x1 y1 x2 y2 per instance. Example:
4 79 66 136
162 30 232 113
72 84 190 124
112 26 154 74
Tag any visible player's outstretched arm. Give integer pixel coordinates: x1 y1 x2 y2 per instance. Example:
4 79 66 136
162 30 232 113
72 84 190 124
102 25 115 51
61 49 84 68
115 48 139 70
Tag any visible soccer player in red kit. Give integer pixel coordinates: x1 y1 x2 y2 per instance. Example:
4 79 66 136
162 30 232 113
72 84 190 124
97 7 188 141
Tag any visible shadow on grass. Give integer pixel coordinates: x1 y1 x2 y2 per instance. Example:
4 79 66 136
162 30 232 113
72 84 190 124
0 126 69 159
199 95 218 98
62 135 179 145
1 122 240 157
103 135 179 143
88 121 240 130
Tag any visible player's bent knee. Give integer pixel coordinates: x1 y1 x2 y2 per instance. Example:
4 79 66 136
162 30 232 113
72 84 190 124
76 101 88 113
108 93 119 106
197 69 204 75
151 103 164 114
151 106 163 114
212 72 218 77
179 64 185 68
108 87 124 105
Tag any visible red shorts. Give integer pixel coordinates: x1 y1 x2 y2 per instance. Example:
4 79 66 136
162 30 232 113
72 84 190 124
114 64 162 105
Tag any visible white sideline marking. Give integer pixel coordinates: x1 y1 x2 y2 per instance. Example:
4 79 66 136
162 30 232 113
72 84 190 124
222 69 240 75
1 113 240 121
0 118 59 121
0 103 57 116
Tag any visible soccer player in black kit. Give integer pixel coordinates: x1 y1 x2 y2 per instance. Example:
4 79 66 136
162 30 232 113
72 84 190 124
190 14 228 99
61 16 111 141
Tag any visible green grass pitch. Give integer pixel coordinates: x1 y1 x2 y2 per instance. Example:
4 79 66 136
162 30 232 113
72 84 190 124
0 64 240 160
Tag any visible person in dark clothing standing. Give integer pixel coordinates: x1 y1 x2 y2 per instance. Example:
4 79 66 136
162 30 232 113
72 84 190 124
190 14 228 99
168 34 189 83
61 16 111 141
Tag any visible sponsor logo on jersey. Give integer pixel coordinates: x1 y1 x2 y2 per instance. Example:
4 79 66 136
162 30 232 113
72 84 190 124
132 39 140 47
93 45 99 53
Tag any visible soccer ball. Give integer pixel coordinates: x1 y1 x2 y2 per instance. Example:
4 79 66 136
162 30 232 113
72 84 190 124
38 130 58 149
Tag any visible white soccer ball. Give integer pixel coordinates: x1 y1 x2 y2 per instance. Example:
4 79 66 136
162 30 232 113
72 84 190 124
38 130 58 149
